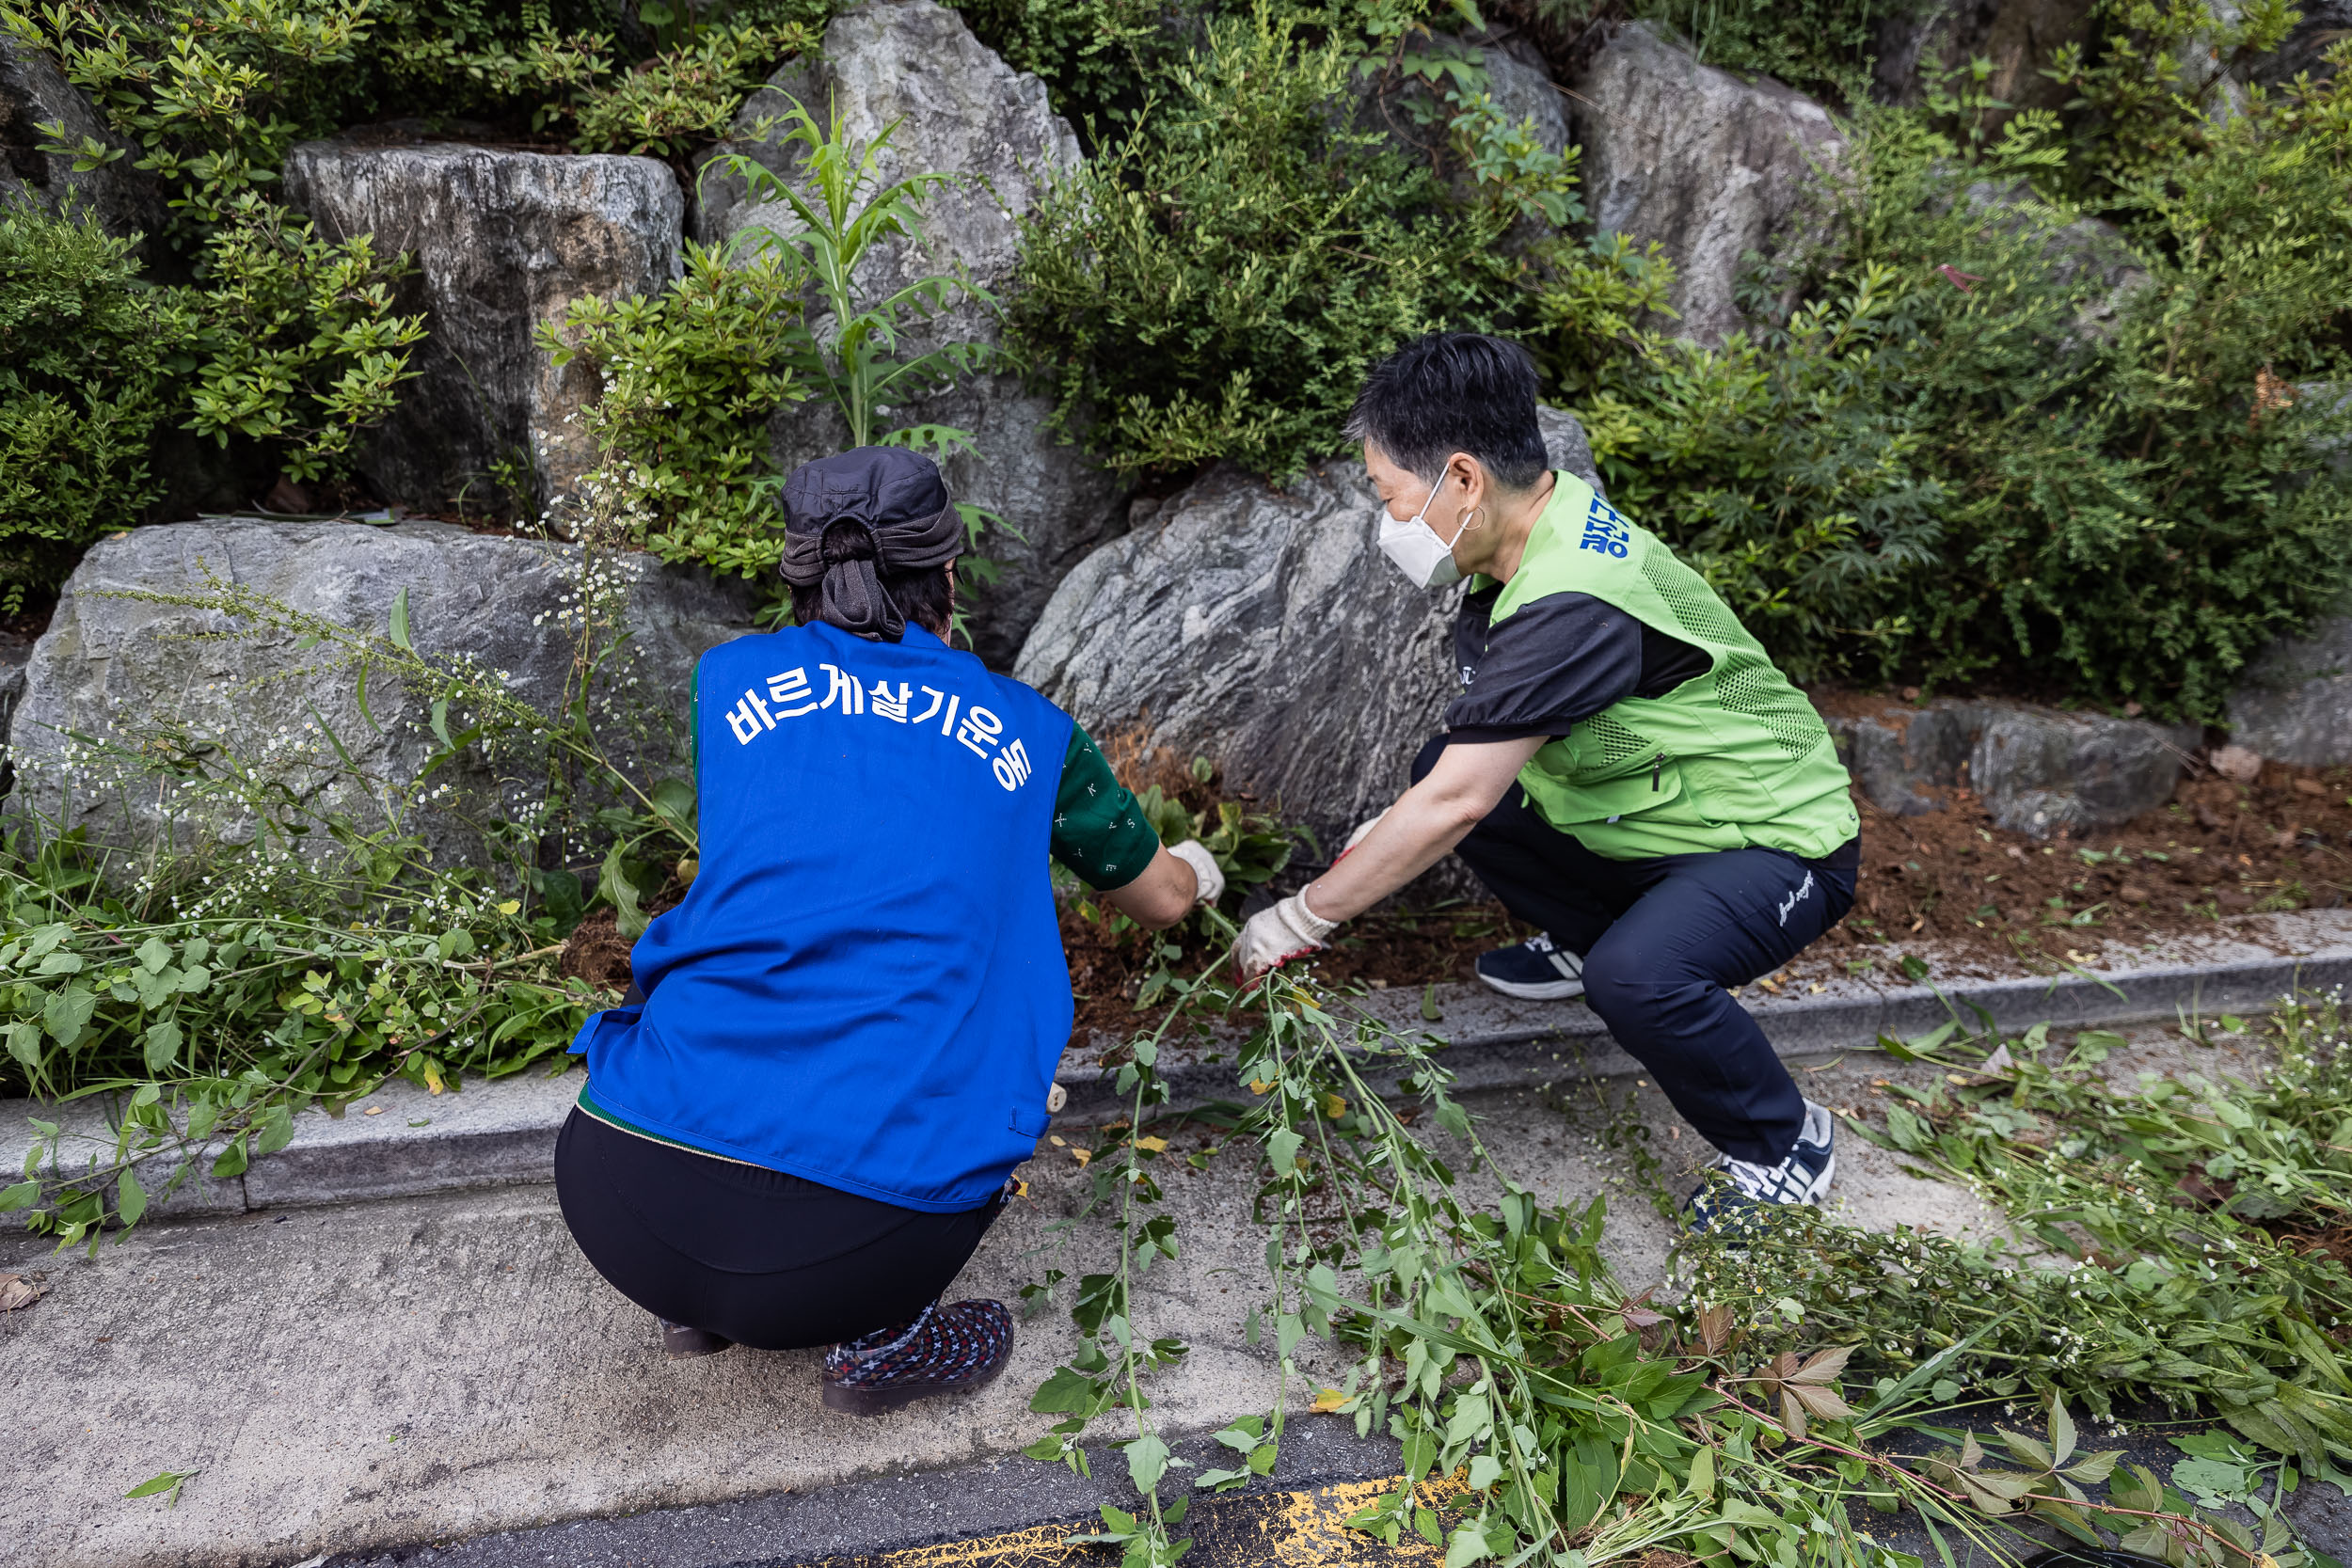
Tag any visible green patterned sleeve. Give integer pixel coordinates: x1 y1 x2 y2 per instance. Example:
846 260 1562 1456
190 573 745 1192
1051 725 1165 890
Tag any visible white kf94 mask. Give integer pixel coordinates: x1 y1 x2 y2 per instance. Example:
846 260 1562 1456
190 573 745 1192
1375 476 1470 590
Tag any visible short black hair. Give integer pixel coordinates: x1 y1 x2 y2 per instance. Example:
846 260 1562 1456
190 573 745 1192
1343 332 1548 489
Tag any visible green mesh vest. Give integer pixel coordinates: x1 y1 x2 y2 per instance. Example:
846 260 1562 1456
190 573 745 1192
1484 474 1858 861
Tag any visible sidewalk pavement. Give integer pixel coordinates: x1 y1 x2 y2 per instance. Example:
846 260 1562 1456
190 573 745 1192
3 1043 2043 1568
7 911 2346 1229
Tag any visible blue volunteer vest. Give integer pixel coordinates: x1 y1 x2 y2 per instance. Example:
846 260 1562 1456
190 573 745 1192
568 620 1076 1212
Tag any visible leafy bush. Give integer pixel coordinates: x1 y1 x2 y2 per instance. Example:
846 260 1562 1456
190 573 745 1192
0 202 193 607
542 242 809 576
184 198 427 483
1008 5 1524 478
1629 0 1930 98
548 100 994 584
2 0 828 245
1565 70 2352 717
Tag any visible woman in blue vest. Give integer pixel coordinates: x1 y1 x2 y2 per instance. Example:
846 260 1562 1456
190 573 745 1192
556 447 1223 1415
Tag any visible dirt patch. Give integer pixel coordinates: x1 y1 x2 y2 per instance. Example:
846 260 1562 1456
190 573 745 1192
1820 758 2352 978
559 907 636 994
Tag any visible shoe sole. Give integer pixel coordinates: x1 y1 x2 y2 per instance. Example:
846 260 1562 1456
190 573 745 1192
662 1330 734 1359
821 1351 1009 1417
1474 973 1586 1002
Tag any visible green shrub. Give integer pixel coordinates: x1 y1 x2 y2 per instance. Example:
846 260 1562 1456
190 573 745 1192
0 202 194 607
1 0 828 245
1566 80 2352 718
1629 0 1930 98
542 241 809 576
183 198 428 484
951 0 1174 134
1008 5 1529 479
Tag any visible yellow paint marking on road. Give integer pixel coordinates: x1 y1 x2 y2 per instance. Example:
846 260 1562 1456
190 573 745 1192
815 1474 1455 1568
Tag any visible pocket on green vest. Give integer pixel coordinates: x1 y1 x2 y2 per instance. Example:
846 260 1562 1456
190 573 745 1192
1523 759 1685 827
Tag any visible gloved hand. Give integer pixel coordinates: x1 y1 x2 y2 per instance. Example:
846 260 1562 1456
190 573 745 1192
1235 891 1339 980
1167 839 1226 908
1338 807 1390 859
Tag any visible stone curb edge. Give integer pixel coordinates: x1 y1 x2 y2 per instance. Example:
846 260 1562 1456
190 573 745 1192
10 937 2349 1226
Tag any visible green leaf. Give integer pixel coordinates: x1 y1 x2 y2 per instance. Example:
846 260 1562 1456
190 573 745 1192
117 1167 147 1226
5 1022 41 1071
42 984 96 1047
1442 1523 1491 1567
212 1134 249 1179
122 1469 197 1503
1264 1128 1303 1175
142 1020 183 1074
602 840 648 942
1686 1445 1714 1499
255 1103 294 1158
389 587 412 650
1124 1433 1172 1495
135 936 172 974
1028 1366 1100 1415
0 1180 39 1212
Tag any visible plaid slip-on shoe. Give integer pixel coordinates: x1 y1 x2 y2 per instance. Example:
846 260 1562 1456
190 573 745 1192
820 1298 1014 1416
1684 1100 1837 1235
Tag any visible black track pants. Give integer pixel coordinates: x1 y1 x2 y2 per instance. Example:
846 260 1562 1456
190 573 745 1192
554 1108 1005 1350
1412 735 1857 1165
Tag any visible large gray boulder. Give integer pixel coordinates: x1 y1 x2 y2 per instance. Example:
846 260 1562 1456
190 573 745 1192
1871 0 2097 117
1568 23 1844 346
6 521 753 868
0 37 167 251
1825 699 2197 836
1960 180 2150 341
698 0 1124 669
2234 0 2349 87
283 139 683 516
2228 610 2352 768
1014 410 1604 859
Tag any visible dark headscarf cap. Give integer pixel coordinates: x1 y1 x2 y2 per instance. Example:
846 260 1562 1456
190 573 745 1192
779 447 963 641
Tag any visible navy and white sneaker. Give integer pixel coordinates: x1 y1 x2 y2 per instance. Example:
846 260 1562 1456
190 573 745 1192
1685 1100 1836 1234
1474 932 1586 1000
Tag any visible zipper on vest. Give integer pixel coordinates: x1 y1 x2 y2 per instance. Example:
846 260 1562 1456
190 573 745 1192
1651 752 1666 791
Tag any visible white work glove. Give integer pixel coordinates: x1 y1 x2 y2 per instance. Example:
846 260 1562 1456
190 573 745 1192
1339 808 1390 859
1235 891 1340 980
1167 839 1226 908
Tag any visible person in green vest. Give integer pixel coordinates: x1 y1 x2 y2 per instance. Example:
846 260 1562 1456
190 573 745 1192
1235 332 1862 1230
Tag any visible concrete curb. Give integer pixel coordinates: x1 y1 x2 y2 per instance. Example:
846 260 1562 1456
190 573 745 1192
9 912 2349 1226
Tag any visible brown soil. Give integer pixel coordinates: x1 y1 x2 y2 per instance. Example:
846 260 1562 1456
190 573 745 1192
1818 757 2352 978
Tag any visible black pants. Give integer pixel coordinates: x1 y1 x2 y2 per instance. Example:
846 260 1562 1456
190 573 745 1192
1414 736 1857 1165
554 1108 1005 1350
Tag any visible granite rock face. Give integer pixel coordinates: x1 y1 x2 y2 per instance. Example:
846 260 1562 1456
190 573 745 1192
0 37 168 252
7 520 754 867
2228 611 2352 768
2236 0 2351 87
283 140 683 516
1826 699 2198 836
1014 411 1607 861
701 0 1123 668
1871 0 2098 119
1569 22 1843 345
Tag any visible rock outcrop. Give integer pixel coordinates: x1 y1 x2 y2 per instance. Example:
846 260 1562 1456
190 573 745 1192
0 37 167 251
1569 22 1843 345
1826 699 2198 836
1871 0 2098 119
2235 0 2349 87
1014 411 1606 858
7 520 754 867
2228 610 2352 768
700 0 1125 669
283 139 683 516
